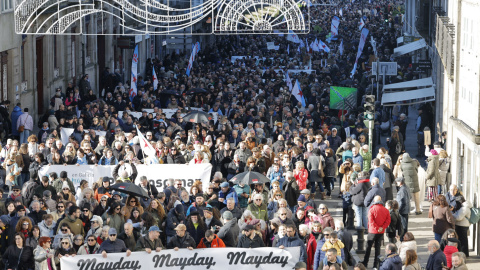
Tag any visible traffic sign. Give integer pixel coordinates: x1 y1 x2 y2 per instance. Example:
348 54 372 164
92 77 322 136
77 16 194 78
372 62 397 76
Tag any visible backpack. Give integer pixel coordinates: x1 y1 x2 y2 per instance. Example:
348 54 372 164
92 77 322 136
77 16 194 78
467 207 480 224
395 141 402 154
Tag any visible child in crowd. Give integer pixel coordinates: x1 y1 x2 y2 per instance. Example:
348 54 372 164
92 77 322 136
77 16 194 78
321 231 345 260
341 181 353 228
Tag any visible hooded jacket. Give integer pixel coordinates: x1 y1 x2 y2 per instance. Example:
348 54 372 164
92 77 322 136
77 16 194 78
400 154 420 193
197 234 226 248
11 106 22 136
379 253 402 270
425 155 440 187
57 215 85 236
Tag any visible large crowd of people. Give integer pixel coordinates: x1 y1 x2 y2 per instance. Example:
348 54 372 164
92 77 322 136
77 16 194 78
0 0 472 270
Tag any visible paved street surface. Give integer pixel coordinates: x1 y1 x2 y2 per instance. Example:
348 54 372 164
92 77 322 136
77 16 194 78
313 105 480 269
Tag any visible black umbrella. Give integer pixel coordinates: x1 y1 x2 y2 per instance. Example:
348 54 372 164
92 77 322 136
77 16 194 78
159 89 181 96
110 182 149 198
230 171 269 185
185 88 208 95
182 110 213 123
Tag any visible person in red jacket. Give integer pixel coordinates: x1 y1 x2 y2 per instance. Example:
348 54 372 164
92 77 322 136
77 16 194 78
294 161 309 191
197 230 226 248
299 224 316 270
361 195 391 269
444 239 459 268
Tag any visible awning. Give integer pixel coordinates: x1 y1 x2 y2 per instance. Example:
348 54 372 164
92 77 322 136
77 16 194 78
382 87 436 105
393 39 427 57
383 77 434 90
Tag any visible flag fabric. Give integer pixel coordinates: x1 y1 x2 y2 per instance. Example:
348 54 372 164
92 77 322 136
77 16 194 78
339 40 344 55
287 31 301 43
136 126 156 157
351 28 369 77
128 45 139 101
152 67 159 91
339 8 343 16
297 45 301 53
331 16 340 36
291 80 306 107
311 39 320 52
318 40 330 53
306 39 310 53
285 71 293 91
287 44 290 55
186 42 200 76
359 18 365 31
370 36 377 56
299 39 305 48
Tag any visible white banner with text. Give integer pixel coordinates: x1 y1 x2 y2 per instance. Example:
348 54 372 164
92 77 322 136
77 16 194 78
39 163 212 192
61 247 300 270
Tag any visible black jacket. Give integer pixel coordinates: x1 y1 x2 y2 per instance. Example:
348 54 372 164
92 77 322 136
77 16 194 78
166 154 186 164
351 178 371 207
237 233 265 248
135 235 164 251
2 245 34 270
167 232 196 249
426 249 447 270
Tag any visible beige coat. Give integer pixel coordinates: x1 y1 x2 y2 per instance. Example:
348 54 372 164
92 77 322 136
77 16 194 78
426 155 440 187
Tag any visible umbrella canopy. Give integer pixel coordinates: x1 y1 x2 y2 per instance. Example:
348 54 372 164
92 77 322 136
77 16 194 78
110 182 149 198
230 171 269 185
182 110 213 123
159 89 181 96
185 88 208 95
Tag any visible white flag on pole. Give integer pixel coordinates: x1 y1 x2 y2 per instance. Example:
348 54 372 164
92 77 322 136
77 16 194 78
136 126 156 157
291 80 306 107
359 18 365 30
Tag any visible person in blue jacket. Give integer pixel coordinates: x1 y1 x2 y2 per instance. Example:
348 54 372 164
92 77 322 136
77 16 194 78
218 182 238 207
11 103 22 137
276 224 307 263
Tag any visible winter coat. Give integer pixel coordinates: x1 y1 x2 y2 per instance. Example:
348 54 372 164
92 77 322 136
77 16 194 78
197 234 226 248
438 157 451 186
368 202 391 234
11 106 23 136
34 245 57 270
426 249 447 270
217 218 239 247
379 253 402 270
57 215 84 236
294 168 309 190
3 245 34 270
324 156 337 177
186 222 206 246
306 155 323 182
318 213 335 230
425 155 440 187
401 155 420 193
451 263 469 270
77 243 100 255
246 203 268 222
38 220 56 238
165 208 186 237
396 185 411 215
276 236 307 262
360 150 372 172
453 201 472 227
135 235 164 251
386 210 402 239
305 233 317 270
396 240 417 263
351 178 371 207
283 179 300 207
444 245 458 268
101 212 125 234
237 232 265 248
428 204 455 234
97 239 128 253
167 232 197 249
364 185 386 208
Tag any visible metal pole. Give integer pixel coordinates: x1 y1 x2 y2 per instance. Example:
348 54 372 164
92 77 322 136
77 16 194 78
368 119 373 154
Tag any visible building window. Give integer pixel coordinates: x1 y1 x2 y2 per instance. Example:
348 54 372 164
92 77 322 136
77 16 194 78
1 0 13 12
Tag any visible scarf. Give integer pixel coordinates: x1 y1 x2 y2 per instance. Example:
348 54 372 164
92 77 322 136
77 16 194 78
47 249 53 270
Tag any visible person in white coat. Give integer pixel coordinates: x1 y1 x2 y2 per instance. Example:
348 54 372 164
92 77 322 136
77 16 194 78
34 237 57 270
452 196 472 257
395 231 417 263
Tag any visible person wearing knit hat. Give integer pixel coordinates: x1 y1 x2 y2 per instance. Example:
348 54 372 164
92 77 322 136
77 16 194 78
52 171 75 195
88 215 104 237
426 144 441 201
